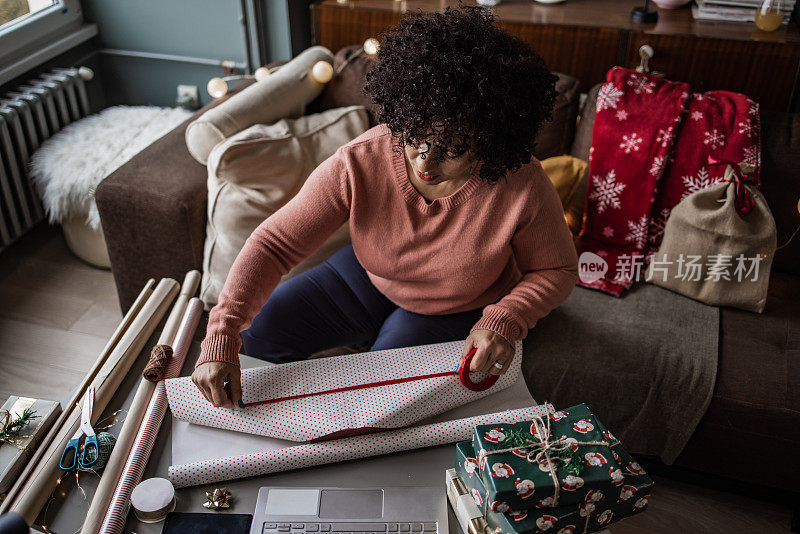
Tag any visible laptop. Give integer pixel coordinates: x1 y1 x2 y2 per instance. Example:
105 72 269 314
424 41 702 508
250 486 448 534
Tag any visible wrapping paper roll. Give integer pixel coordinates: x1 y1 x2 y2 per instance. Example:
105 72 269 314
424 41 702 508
166 340 523 442
98 298 203 534
168 404 552 489
82 271 199 534
0 279 156 516
8 278 179 524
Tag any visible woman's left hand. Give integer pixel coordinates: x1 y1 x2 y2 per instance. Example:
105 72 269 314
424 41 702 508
463 329 515 375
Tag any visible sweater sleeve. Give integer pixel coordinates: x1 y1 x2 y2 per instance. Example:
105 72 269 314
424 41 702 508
469 167 579 346
197 147 352 367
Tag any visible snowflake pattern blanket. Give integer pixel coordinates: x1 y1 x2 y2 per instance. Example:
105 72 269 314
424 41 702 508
578 67 761 296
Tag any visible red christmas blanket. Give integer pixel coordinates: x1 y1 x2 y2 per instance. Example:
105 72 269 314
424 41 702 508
578 67 761 296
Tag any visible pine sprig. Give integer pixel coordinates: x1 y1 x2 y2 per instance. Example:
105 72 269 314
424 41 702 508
559 447 584 476
499 426 585 476
500 428 537 448
0 408 38 442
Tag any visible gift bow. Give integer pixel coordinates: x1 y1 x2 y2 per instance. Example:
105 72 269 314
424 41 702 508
477 413 618 508
708 155 758 216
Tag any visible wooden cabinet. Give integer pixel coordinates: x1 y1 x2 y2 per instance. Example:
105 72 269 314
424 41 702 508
312 0 800 112
625 33 799 111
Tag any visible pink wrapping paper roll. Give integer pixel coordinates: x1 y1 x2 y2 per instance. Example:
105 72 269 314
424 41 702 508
98 298 203 534
168 404 552 488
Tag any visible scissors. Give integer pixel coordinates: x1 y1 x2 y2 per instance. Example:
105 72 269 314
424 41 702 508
59 387 99 470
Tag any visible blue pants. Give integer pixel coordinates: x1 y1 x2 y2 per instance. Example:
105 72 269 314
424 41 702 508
241 244 484 363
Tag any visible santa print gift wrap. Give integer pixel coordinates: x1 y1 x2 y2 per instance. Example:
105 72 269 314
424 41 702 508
165 339 522 442
578 66 761 296
470 404 646 511
455 440 653 534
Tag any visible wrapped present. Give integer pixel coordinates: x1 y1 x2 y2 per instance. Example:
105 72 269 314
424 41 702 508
0 396 60 495
166 339 522 442
455 440 653 533
471 403 644 510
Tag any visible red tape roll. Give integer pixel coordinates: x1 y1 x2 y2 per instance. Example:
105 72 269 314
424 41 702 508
459 347 500 391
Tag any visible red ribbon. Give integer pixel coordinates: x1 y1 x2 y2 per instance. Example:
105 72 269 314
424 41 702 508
243 347 499 408
707 155 756 216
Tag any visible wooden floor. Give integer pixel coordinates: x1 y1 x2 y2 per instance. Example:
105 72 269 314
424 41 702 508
0 224 121 403
0 224 795 533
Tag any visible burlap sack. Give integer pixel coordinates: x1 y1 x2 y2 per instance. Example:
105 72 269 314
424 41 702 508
647 166 777 313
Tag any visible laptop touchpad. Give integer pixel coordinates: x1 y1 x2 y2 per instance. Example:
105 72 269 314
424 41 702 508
319 489 384 519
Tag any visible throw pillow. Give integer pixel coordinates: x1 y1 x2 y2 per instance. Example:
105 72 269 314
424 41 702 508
200 105 371 308
535 73 580 160
315 45 381 127
540 155 588 207
185 46 334 165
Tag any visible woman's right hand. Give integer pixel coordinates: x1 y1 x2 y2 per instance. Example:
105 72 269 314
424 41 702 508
191 361 242 409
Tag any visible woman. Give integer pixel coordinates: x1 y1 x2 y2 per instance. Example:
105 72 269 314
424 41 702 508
192 5 578 409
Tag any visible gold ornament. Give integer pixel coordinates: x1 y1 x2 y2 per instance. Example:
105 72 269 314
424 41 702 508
203 487 232 510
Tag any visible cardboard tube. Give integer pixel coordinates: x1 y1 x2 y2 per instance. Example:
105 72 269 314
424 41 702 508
0 278 156 515
8 278 179 525
100 298 204 534
81 271 200 534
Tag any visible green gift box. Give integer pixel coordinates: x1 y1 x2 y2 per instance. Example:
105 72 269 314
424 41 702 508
455 440 653 534
471 403 640 510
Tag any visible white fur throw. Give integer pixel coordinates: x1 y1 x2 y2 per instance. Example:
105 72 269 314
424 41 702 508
30 105 192 230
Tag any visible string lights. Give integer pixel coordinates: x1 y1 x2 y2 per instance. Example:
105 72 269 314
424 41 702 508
207 37 380 99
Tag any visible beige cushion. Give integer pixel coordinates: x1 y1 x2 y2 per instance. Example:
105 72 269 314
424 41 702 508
185 46 334 165
200 105 371 308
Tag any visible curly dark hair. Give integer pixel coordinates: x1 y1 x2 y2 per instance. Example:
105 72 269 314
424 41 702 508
363 3 558 184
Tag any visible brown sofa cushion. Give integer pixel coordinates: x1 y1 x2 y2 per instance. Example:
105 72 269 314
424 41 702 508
564 83 601 239
313 45 580 160
675 272 800 490
536 72 580 160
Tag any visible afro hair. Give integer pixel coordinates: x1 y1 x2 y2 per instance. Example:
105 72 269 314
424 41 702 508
363 3 559 184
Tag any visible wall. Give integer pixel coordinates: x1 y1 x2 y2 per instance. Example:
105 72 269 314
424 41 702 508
82 0 252 107
1 0 318 109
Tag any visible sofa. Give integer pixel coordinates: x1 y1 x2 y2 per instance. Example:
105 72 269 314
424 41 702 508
95 46 800 522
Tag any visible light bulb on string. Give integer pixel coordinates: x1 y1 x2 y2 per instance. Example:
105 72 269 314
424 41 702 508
311 61 334 84
363 37 380 56
207 77 228 98
254 67 271 81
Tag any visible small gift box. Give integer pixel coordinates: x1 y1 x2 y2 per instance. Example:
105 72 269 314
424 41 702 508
455 440 653 533
0 396 60 495
471 403 642 510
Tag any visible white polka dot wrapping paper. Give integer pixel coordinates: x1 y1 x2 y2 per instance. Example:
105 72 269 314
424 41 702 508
164 339 523 442
167 403 552 488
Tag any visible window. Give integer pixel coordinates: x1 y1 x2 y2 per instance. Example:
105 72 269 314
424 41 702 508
0 0 95 87
0 0 57 29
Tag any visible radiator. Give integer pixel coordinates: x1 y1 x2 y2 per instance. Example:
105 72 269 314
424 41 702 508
0 67 91 250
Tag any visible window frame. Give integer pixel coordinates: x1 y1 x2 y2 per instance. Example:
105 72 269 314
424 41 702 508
0 0 86 84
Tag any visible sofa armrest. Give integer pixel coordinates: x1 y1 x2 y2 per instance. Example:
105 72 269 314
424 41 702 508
96 67 286 312
96 118 209 312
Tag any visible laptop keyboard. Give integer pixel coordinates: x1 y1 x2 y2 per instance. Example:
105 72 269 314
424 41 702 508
262 523 438 534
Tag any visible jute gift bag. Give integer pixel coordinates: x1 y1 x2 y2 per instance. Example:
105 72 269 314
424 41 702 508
647 162 777 312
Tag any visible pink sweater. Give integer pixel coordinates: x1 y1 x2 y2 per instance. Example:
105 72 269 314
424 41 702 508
198 124 578 367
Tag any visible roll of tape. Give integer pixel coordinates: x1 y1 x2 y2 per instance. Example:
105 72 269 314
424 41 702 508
130 477 176 523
